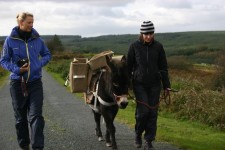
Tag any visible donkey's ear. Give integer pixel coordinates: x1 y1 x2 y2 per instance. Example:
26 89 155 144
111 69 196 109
105 55 113 72
106 55 113 64
121 55 126 63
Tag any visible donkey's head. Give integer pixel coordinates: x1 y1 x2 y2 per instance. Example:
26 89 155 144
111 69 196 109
98 55 129 109
111 56 129 109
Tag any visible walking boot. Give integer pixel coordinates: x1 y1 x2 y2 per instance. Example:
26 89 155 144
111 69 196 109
135 135 142 148
21 145 30 150
144 141 154 150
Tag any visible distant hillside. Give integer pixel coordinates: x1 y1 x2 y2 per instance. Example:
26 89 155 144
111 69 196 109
157 31 225 54
57 31 225 63
1 31 225 63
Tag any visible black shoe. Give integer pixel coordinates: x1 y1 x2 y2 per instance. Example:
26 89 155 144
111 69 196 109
21 145 30 150
135 135 142 148
144 141 154 150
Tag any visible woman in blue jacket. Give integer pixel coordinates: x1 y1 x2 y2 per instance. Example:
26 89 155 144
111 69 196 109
0 12 51 150
127 21 171 150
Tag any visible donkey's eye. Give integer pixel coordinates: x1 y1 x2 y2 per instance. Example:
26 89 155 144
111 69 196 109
116 96 120 101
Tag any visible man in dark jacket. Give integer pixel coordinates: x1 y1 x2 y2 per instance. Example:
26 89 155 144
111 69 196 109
127 21 171 150
0 12 51 150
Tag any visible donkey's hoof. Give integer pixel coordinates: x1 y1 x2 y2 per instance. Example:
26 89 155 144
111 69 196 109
112 146 118 149
106 142 112 147
112 143 118 149
98 136 104 141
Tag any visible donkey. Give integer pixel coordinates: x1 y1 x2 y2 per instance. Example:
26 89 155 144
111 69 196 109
85 55 129 149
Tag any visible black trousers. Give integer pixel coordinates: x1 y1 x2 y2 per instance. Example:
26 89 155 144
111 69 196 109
133 83 161 142
10 79 45 149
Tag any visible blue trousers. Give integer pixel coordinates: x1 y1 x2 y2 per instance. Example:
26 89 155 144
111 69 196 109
10 79 45 149
133 83 161 142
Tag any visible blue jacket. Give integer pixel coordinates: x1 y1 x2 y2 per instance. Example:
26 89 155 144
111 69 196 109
0 26 51 82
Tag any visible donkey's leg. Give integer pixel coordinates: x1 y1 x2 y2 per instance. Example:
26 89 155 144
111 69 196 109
105 118 117 149
109 119 117 149
105 128 111 147
109 108 119 149
92 110 103 141
103 110 118 149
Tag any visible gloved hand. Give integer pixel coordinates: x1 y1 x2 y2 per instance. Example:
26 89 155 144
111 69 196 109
20 63 30 74
163 88 171 99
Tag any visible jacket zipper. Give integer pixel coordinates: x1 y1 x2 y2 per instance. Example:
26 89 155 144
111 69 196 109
11 37 30 83
25 42 30 83
146 46 149 73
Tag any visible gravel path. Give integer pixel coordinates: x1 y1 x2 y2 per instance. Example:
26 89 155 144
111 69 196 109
0 70 181 150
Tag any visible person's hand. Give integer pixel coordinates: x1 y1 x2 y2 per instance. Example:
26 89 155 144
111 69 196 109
164 88 171 97
20 63 30 74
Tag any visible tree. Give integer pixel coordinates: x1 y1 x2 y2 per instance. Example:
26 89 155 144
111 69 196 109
46 34 64 54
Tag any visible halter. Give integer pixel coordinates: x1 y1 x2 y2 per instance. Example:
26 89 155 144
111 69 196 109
113 93 128 102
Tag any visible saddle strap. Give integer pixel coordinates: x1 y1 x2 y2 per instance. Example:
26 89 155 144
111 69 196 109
88 104 100 113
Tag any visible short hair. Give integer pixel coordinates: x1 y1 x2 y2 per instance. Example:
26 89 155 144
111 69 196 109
16 12 33 24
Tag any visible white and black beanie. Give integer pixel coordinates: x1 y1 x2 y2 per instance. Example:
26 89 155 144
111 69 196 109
140 21 155 34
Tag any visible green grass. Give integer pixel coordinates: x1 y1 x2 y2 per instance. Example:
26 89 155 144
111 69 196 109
157 113 225 150
0 72 9 87
117 102 225 150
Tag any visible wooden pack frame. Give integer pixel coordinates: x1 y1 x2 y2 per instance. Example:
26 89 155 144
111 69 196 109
69 58 89 93
87 50 114 70
68 51 119 94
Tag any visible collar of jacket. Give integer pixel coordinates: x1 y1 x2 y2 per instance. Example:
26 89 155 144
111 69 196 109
10 26 40 40
18 29 31 42
139 39 155 46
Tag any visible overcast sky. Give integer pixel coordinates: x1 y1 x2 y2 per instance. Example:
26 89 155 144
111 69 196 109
1 0 225 37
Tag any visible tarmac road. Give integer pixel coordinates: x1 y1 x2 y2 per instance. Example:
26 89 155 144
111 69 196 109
0 70 181 150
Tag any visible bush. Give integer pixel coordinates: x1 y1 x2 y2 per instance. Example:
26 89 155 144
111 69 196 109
46 60 70 80
161 77 225 130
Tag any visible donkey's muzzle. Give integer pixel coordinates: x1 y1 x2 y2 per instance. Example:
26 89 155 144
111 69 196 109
119 101 128 109
116 95 128 109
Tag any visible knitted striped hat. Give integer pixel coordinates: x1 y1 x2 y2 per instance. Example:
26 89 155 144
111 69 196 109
140 21 155 34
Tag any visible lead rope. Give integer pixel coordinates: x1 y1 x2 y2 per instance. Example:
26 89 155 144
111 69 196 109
128 89 178 110
21 76 28 97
